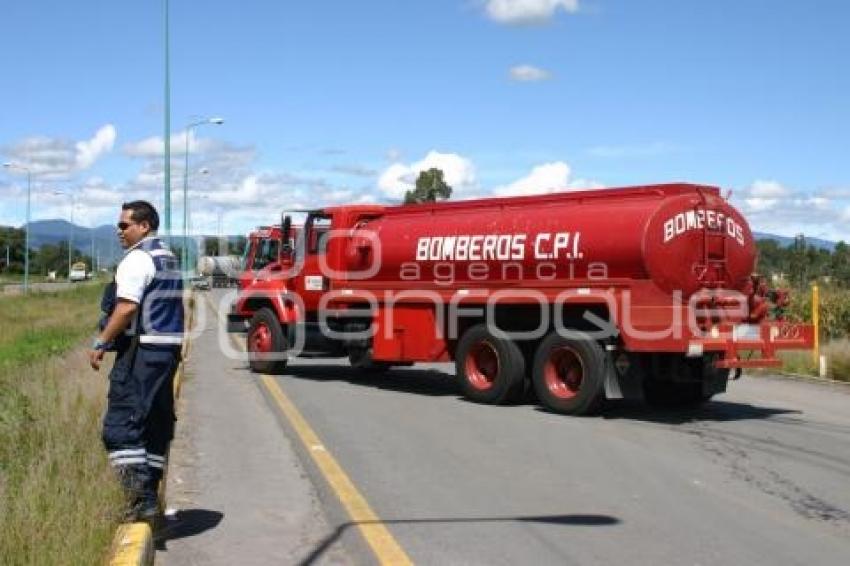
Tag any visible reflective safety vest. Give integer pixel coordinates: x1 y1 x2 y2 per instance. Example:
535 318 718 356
133 237 184 346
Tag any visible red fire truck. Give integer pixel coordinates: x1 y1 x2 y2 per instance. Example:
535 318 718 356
228 183 813 415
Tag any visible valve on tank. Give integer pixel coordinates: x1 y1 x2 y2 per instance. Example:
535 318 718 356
744 275 789 323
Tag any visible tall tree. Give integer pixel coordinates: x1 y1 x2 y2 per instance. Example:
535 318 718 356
831 241 850 286
0 226 26 273
404 168 453 204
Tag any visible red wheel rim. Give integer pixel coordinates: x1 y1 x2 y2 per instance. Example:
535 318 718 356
544 346 583 399
249 322 272 354
465 341 499 391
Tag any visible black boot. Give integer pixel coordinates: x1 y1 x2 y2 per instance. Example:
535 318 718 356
116 464 159 526
115 465 141 519
137 468 164 527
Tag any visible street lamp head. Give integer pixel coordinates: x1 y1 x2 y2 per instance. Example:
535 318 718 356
3 162 30 173
209 117 224 125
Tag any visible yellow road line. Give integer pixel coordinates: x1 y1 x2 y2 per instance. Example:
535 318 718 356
260 375 412 565
206 295 412 565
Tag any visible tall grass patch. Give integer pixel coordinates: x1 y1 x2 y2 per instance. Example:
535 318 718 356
780 287 850 382
0 285 124 565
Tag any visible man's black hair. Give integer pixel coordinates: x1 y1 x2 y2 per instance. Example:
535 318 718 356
122 200 160 232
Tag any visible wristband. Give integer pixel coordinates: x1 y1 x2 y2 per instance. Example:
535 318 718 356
92 338 108 351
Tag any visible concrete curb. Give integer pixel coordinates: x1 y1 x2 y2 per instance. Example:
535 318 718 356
106 290 195 566
108 523 154 566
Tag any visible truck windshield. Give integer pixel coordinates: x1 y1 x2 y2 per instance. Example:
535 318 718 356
240 241 251 270
253 238 280 270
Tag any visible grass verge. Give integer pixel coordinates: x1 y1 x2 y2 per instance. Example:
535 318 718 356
778 339 850 383
0 285 124 565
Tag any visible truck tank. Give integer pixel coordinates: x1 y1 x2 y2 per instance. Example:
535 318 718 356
344 184 755 297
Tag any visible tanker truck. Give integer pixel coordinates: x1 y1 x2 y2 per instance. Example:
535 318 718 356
197 255 241 288
227 183 813 415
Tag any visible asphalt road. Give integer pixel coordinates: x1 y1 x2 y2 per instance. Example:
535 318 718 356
162 290 850 565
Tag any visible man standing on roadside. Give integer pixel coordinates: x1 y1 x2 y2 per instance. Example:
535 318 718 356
89 200 184 524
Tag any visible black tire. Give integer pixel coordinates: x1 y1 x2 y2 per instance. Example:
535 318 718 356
246 307 288 374
532 331 605 415
348 347 392 373
455 324 526 405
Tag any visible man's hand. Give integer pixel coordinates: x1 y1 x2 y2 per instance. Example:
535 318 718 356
89 348 105 370
91 299 138 372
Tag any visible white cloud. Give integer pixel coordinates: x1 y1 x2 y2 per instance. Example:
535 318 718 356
749 179 790 199
802 196 830 210
378 164 413 199
493 161 600 196
823 187 850 199
75 124 116 169
509 64 552 82
123 130 215 158
730 180 850 241
484 0 579 25
494 162 571 196
378 151 477 199
1 124 117 179
743 180 792 212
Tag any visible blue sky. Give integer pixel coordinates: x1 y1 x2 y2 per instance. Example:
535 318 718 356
1 0 848 240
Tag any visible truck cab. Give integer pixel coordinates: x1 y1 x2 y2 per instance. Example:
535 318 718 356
227 207 388 370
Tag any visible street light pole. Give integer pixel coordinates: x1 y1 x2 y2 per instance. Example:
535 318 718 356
164 0 172 238
181 117 223 274
90 221 95 275
191 169 211 242
3 162 32 293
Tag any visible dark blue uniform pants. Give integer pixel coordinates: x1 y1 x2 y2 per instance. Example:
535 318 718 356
102 339 179 497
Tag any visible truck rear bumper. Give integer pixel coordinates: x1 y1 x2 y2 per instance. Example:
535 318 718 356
623 320 814 369
700 321 814 369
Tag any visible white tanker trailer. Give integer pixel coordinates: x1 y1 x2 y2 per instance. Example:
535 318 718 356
197 255 242 288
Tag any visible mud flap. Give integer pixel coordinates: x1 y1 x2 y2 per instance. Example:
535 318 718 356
604 351 645 400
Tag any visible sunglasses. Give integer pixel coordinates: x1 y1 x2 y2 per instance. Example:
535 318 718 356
117 221 137 231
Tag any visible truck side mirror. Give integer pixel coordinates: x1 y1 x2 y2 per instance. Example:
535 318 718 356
281 215 292 255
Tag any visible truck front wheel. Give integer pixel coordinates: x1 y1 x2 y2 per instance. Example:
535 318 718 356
247 308 288 374
532 332 605 415
456 324 526 405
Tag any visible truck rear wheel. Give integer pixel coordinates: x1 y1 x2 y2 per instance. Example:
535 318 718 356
456 324 525 405
532 332 605 415
247 308 288 374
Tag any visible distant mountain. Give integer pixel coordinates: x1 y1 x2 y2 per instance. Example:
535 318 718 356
15 219 241 268
22 220 125 267
753 232 838 251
